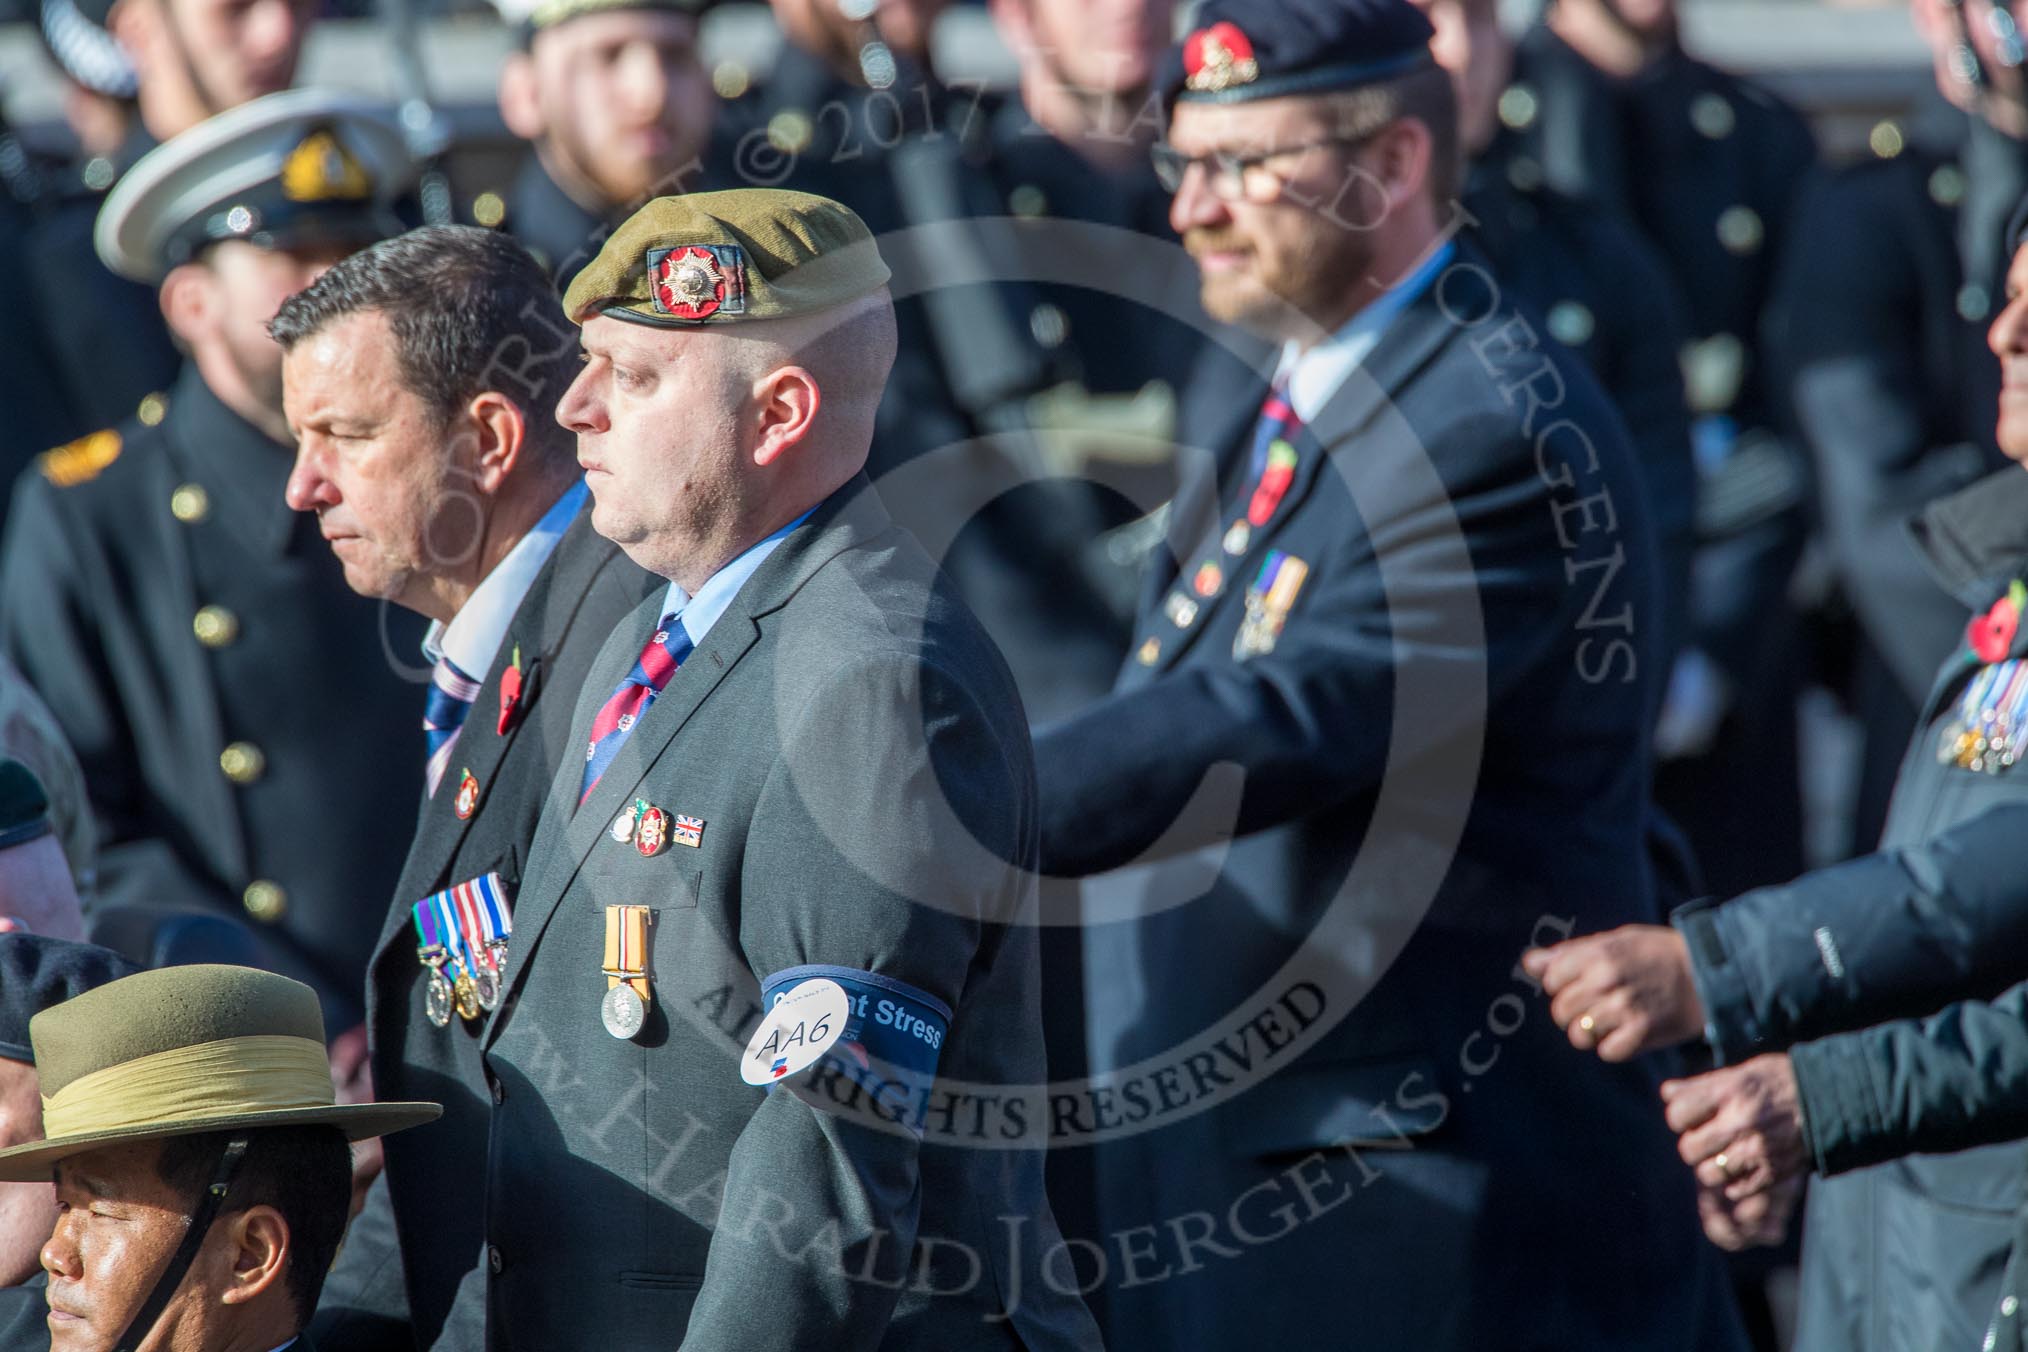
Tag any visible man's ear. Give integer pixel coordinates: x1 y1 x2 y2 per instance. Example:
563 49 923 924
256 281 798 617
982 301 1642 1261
105 0 152 66
158 262 216 348
216 1206 289 1307
498 52 545 142
1371 117 1435 211
751 366 820 468
986 0 1034 57
462 390 529 495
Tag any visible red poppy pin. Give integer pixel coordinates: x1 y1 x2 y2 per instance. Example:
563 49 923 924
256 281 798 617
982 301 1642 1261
497 644 524 736
1969 580 2028 663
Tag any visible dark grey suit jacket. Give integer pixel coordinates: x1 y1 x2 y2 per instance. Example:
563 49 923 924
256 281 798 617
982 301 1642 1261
313 502 657 1352
470 478 1101 1350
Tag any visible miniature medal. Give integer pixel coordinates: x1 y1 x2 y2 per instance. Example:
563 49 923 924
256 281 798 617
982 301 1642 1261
423 951 454 1028
411 898 455 1028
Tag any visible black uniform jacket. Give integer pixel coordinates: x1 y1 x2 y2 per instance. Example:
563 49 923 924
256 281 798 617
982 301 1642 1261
0 365 422 1027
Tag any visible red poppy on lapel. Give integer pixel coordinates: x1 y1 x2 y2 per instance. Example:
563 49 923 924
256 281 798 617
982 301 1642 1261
497 644 525 736
1970 582 2028 664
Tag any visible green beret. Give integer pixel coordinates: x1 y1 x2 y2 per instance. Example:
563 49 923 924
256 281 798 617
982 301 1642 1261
562 189 891 329
0 760 51 851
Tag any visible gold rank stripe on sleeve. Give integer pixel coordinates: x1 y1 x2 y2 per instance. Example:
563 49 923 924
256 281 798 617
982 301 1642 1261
37 429 122 487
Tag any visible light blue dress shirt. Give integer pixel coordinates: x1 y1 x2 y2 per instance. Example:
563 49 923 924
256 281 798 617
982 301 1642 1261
658 506 818 647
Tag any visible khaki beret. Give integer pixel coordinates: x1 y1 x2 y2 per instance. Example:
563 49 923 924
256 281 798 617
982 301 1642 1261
562 189 891 328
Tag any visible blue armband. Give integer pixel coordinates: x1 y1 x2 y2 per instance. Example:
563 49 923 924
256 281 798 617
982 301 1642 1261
759 964 952 1137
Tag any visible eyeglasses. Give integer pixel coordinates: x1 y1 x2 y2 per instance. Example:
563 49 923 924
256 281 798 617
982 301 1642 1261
1150 134 1377 202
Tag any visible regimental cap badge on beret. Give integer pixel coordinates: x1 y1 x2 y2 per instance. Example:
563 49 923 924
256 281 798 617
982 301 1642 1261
1163 0 1436 106
280 129 373 203
1184 22 1260 94
563 188 890 328
650 243 747 320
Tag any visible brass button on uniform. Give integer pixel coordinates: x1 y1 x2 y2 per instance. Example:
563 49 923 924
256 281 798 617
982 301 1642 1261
170 483 209 524
1930 164 1967 209
242 880 287 923
712 59 750 99
767 110 813 155
193 605 239 648
1497 84 1538 132
220 741 266 785
1547 300 1596 348
1689 92 1735 140
1008 184 1049 218
488 1245 503 1274
137 392 168 427
1715 205 1764 256
471 191 506 228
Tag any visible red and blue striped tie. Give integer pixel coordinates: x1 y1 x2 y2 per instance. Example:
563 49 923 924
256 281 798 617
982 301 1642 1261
579 612 692 804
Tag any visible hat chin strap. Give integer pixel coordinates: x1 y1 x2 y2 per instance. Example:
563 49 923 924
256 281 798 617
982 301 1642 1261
110 1135 250 1352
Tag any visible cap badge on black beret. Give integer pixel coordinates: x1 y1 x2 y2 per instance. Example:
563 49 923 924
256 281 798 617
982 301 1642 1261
1185 22 1261 94
650 244 748 320
281 129 373 204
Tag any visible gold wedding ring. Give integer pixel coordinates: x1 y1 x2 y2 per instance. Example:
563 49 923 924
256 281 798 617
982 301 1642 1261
1578 1014 1596 1034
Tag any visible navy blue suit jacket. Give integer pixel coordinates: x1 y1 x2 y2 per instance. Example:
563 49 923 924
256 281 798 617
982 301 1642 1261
1032 251 1746 1351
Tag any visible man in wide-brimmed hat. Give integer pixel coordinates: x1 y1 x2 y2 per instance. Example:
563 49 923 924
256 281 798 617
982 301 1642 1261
0 964 438 1352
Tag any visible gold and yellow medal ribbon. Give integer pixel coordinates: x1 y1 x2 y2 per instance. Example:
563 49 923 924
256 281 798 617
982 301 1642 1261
602 904 651 1005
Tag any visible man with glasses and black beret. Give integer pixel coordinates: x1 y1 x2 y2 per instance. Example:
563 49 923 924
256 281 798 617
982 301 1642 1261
1032 0 1744 1346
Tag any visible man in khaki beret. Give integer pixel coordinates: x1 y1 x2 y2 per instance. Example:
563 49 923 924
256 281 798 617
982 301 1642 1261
459 188 1101 1349
0 964 438 1352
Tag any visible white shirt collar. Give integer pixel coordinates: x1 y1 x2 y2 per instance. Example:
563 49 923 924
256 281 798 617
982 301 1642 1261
421 480 586 678
659 507 817 647
1274 239 1456 423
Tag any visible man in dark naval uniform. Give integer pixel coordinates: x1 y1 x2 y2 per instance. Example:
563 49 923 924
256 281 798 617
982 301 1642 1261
485 0 725 285
0 90 425 1034
870 0 1200 721
1411 0 1696 665
272 226 656 1352
1031 1 1745 1348
22 0 316 446
1766 0 2028 852
0 115 78 495
1512 0 1818 894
